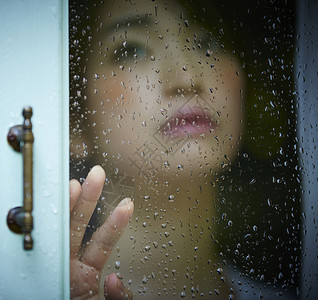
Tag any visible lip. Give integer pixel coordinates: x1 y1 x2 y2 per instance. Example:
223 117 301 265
160 106 217 137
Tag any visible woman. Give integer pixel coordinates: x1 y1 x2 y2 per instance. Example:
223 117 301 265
69 0 301 299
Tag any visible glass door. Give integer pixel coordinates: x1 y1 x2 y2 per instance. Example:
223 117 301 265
68 0 317 299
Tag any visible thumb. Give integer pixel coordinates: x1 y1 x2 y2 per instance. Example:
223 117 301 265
104 273 133 300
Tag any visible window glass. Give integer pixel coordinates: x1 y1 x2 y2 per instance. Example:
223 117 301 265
69 0 302 299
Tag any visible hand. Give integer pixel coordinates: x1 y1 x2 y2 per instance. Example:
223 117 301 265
70 165 134 300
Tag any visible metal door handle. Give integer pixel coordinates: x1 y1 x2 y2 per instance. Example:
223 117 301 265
7 107 34 250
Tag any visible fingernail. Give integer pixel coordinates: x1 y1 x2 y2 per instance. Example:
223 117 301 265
117 198 131 207
89 165 103 174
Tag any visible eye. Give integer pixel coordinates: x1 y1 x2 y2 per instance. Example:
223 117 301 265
111 41 147 63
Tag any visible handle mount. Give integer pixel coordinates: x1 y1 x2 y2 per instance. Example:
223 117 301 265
7 107 34 250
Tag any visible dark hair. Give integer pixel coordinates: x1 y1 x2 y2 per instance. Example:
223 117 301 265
205 0 301 293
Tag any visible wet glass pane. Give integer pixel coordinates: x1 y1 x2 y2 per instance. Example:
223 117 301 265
69 0 307 299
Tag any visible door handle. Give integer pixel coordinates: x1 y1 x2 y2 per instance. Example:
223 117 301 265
7 107 34 250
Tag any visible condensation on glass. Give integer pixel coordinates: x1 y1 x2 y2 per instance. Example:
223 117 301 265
69 0 305 299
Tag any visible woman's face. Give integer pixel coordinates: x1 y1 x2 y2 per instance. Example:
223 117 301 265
85 0 244 181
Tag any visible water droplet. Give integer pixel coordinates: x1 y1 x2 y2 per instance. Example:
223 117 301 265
50 203 58 214
115 261 121 269
206 50 213 57
160 108 167 116
142 276 148 284
249 178 256 185
168 195 175 202
216 267 223 275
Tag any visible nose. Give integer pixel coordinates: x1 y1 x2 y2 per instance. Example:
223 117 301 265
159 45 205 98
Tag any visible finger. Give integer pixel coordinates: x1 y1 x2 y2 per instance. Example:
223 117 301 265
70 259 100 299
70 165 106 257
81 198 134 271
70 179 81 212
104 273 133 300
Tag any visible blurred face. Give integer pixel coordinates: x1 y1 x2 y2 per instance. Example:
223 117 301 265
86 0 244 182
